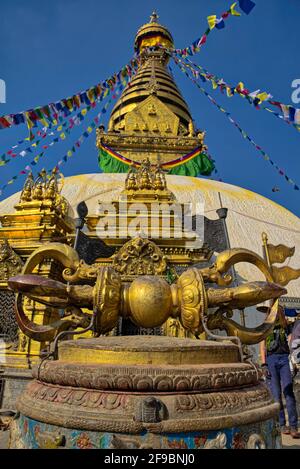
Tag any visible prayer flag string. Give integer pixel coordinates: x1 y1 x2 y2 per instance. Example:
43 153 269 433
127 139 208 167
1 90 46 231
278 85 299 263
173 55 300 132
174 58 299 192
0 58 140 131
163 2 255 58
0 82 123 169
0 80 129 195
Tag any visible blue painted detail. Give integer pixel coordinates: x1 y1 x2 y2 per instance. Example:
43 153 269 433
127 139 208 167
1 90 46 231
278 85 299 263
15 414 281 449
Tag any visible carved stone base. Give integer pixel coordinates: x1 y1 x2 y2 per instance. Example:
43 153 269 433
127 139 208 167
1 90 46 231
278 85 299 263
10 336 281 449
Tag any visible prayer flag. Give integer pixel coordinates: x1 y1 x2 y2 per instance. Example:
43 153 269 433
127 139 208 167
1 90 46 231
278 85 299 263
230 2 241 16
207 15 217 30
198 35 207 46
215 18 225 29
238 0 255 15
13 114 25 125
256 92 271 103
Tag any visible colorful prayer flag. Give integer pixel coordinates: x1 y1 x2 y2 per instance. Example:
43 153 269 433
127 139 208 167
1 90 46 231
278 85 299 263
230 2 241 16
207 15 217 30
215 19 225 29
238 0 256 15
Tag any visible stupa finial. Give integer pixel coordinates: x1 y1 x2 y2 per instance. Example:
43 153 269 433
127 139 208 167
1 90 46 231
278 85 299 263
150 10 159 23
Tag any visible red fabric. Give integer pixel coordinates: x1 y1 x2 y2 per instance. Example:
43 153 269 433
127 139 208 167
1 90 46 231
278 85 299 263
222 12 230 19
0 117 11 128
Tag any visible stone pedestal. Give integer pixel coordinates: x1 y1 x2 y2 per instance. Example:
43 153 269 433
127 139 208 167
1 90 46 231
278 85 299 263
10 336 281 449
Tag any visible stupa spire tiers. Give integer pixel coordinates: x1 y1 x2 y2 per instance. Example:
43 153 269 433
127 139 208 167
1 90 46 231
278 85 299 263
97 14 214 176
109 13 192 134
134 11 174 54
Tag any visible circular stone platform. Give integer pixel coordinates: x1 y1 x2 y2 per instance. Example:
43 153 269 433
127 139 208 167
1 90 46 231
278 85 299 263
10 336 281 449
57 336 240 365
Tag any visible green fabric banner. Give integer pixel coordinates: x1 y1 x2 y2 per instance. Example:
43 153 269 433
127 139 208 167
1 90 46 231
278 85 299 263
168 152 214 177
98 148 215 177
98 148 129 173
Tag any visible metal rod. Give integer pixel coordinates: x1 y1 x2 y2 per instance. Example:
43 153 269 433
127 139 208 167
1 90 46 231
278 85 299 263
201 316 244 362
52 309 97 360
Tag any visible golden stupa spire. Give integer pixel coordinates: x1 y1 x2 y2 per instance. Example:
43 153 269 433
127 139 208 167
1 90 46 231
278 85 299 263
97 13 208 170
108 13 192 135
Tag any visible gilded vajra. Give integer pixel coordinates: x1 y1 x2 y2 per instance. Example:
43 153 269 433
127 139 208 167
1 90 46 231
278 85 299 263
8 240 286 345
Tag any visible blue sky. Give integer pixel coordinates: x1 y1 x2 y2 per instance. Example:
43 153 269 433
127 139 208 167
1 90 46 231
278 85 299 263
0 0 300 216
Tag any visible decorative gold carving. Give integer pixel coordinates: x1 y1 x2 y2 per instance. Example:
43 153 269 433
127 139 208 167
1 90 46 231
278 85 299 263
262 232 300 286
20 172 34 202
125 170 138 191
17 169 69 217
98 132 202 151
177 268 207 334
140 162 152 189
93 267 122 334
97 130 205 167
113 237 167 277
263 237 295 264
122 159 174 201
124 95 180 137
63 260 100 283
0 239 23 282
271 265 300 286
167 318 181 337
207 299 282 346
201 248 274 286
153 166 167 190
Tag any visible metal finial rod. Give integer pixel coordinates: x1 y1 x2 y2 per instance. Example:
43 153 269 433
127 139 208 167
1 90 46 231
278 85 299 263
150 10 159 23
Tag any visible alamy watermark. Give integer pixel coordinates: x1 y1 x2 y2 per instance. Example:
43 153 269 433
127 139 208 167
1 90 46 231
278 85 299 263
95 193 205 249
0 79 6 104
291 79 300 104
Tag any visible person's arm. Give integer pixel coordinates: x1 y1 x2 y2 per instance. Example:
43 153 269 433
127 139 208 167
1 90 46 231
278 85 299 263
259 340 267 365
287 322 294 346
